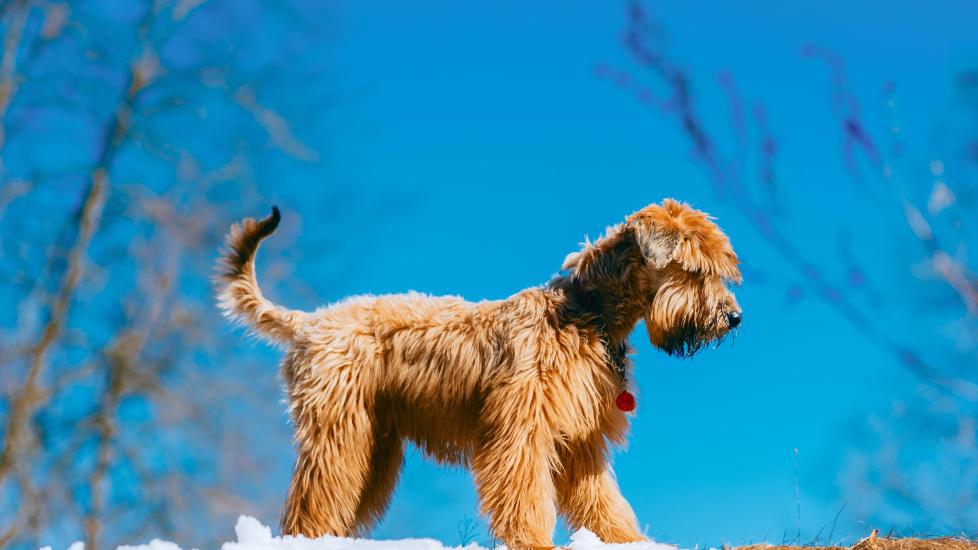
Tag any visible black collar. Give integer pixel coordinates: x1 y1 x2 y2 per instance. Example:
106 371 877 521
569 279 629 389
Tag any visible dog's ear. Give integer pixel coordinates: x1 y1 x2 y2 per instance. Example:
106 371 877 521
629 219 681 269
628 199 741 282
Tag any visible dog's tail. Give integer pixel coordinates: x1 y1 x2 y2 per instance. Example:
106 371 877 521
216 206 305 346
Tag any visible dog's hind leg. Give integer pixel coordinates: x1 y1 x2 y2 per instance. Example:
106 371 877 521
554 436 644 543
351 409 404 535
280 364 378 538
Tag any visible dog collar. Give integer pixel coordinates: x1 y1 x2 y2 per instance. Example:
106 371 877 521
567 279 636 413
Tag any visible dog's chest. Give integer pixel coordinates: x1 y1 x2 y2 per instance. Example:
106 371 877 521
545 345 630 440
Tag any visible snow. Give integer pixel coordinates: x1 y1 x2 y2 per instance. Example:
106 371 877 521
50 516 681 550
118 542 184 550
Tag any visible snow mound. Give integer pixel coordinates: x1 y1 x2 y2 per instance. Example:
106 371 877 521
219 516 480 550
100 516 679 550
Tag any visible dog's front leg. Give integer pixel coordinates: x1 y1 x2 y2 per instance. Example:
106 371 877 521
472 380 558 550
555 437 645 543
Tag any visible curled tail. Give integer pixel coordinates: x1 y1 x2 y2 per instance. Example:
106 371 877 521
216 206 304 346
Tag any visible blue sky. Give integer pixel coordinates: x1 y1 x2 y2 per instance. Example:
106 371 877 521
250 1 978 546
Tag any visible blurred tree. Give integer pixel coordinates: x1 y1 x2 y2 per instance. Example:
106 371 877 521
837 67 978 534
606 1 978 535
0 0 332 548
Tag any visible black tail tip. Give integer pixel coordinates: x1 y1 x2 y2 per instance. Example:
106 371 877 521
258 205 282 237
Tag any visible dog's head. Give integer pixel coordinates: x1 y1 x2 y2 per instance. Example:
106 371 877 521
562 199 742 358
628 199 741 357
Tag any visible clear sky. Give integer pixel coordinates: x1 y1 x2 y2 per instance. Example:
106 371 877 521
251 1 978 546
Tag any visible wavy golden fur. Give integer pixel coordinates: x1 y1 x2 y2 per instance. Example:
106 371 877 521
215 199 742 549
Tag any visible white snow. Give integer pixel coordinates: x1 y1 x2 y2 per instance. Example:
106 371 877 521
118 541 184 550
51 516 680 550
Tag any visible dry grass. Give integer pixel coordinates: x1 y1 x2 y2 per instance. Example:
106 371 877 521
738 532 978 550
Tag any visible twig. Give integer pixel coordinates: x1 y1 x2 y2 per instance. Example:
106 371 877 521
829 503 847 544
794 448 802 542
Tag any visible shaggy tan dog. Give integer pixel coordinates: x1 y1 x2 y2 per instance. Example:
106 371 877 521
216 199 742 549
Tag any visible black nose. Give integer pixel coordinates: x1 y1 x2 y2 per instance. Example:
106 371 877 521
727 311 742 328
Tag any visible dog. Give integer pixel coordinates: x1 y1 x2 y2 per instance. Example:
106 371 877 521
216 199 742 549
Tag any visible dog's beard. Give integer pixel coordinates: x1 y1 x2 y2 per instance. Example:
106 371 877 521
645 313 720 358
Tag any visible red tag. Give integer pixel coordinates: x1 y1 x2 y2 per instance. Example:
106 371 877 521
615 390 636 412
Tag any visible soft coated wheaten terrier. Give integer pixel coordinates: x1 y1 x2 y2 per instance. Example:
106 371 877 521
216 199 742 549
